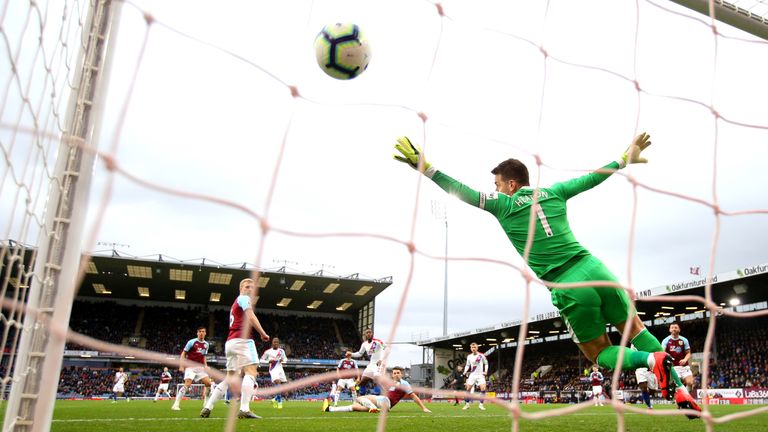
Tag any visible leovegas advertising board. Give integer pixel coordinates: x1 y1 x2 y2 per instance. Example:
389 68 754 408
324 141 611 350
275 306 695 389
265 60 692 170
744 388 768 398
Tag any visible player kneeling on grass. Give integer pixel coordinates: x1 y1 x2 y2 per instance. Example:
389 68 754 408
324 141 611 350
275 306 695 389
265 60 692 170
323 366 431 414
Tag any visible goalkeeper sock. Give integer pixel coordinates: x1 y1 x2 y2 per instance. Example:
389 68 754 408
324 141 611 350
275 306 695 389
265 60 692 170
596 346 650 370
276 394 282 403
632 329 684 388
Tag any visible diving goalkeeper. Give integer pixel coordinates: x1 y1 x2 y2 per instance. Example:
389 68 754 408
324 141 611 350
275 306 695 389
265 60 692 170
393 132 700 418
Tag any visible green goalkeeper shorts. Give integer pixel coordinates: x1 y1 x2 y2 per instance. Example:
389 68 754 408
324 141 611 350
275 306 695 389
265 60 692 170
549 255 633 344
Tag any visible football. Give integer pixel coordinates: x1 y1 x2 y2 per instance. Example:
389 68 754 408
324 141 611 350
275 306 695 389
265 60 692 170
313 23 371 80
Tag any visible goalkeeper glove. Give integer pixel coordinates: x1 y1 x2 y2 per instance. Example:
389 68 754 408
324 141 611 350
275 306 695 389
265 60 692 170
620 132 652 167
393 136 435 176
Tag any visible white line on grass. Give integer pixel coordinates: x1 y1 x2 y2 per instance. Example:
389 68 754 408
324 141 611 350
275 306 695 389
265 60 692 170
52 412 638 422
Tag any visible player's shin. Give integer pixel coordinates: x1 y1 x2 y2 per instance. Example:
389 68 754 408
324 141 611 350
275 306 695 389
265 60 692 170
329 405 353 412
642 390 652 408
173 385 187 407
240 375 256 412
358 397 377 410
204 380 228 410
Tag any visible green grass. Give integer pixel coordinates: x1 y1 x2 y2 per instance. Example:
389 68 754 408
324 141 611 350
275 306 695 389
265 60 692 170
7 400 768 432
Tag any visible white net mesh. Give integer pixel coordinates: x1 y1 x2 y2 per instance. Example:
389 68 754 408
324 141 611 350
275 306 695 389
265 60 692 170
1 0 768 431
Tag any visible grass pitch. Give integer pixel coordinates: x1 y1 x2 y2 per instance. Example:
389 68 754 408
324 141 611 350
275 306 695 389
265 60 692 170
7 399 767 432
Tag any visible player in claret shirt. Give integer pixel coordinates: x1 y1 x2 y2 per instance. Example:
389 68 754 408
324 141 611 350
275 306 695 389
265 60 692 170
330 351 359 406
662 322 694 393
201 278 270 420
172 326 212 410
590 365 605 406
154 367 173 401
322 366 430 414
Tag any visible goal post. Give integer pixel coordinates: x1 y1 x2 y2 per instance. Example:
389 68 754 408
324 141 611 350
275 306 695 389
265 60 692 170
2 1 123 431
175 383 210 400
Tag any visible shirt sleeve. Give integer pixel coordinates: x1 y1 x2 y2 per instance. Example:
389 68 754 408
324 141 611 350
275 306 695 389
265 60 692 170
183 339 195 352
399 380 414 395
430 171 516 220
682 337 691 350
260 350 269 362
431 170 483 206
350 344 366 359
549 161 621 201
660 336 671 349
482 355 488 373
236 295 252 311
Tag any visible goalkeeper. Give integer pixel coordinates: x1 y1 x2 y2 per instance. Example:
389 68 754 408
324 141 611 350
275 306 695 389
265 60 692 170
393 132 701 418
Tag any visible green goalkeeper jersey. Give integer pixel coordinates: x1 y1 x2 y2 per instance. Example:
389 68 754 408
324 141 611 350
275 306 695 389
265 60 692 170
430 161 621 279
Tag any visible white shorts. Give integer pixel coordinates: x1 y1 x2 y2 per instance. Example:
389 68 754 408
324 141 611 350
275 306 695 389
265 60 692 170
673 365 692 379
635 367 658 390
225 338 259 371
269 369 287 383
112 384 125 393
337 378 356 390
184 366 209 382
362 363 381 379
157 383 170 392
466 374 486 387
373 395 391 411
592 385 603 395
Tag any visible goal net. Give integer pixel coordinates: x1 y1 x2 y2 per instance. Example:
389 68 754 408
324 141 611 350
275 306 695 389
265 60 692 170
175 383 208 400
2 0 768 431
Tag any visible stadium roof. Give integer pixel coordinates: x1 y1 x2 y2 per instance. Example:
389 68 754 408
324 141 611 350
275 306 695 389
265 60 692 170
418 262 768 351
79 253 392 314
0 243 393 315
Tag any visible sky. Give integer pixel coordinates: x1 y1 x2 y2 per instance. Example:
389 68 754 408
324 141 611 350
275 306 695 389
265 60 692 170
3 0 768 368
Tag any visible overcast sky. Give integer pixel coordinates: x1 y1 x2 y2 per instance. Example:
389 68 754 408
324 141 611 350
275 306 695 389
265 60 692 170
5 0 766 367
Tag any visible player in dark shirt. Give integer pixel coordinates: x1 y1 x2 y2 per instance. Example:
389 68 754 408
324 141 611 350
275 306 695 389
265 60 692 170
448 363 467 406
